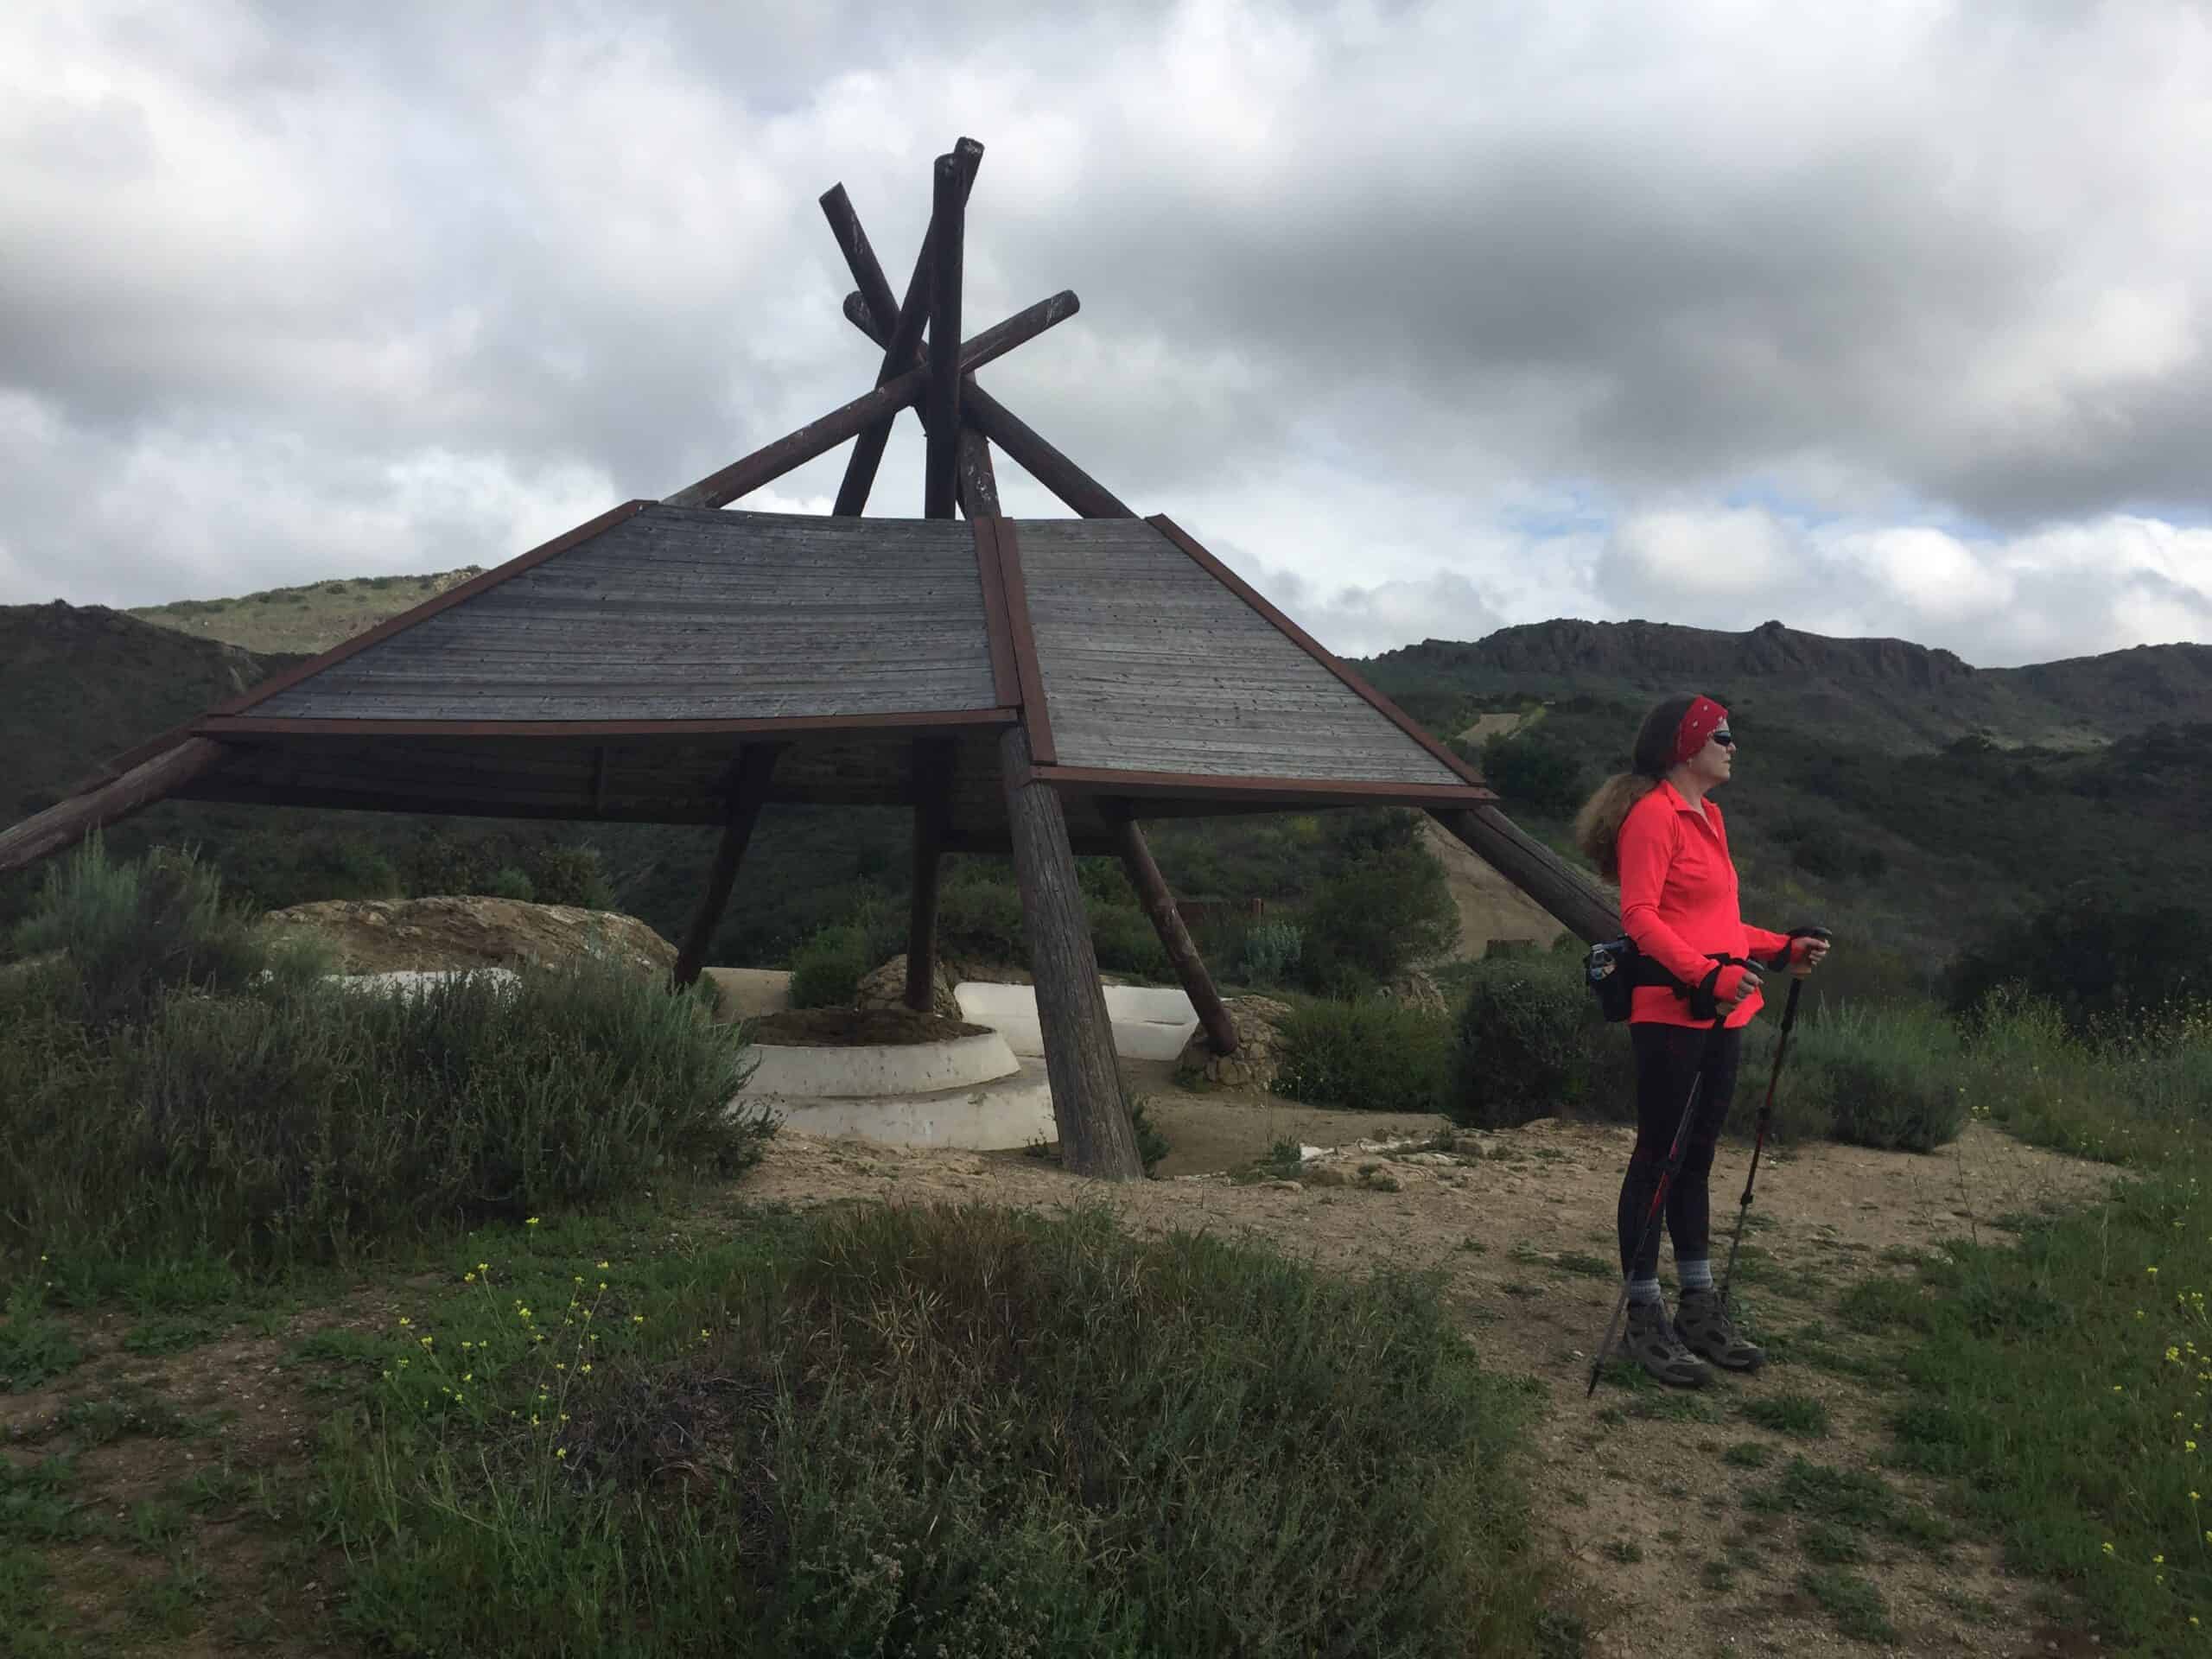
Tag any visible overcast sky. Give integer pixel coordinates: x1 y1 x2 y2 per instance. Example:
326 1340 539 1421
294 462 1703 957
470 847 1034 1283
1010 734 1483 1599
4 1 2209 668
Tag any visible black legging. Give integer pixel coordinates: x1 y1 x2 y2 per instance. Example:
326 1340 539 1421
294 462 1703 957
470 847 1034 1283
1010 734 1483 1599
1617 1021 1744 1281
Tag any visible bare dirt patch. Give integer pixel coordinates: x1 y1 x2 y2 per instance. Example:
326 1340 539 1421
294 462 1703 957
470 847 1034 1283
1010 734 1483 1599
729 1080 2115 1659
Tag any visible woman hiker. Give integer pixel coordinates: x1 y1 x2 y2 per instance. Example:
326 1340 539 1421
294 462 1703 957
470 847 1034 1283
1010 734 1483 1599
1573 695 1831 1387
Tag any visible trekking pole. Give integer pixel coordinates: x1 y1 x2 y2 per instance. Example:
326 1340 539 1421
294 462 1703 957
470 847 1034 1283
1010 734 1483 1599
1586 1001 1732 1399
1718 926 1830 1312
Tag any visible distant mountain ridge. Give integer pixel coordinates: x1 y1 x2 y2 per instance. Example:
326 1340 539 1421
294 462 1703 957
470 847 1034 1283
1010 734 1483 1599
1365 618 2212 748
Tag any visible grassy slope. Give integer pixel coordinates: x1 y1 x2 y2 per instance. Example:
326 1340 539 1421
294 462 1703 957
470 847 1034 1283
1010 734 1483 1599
128 568 481 657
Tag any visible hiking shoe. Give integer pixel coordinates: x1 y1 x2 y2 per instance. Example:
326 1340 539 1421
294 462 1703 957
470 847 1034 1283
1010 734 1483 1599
1675 1287 1764 1372
1618 1298 1709 1388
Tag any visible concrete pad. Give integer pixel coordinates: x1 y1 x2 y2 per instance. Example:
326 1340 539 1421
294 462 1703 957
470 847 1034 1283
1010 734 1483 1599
745 1059 1055 1150
703 967 791 1020
327 969 518 997
953 981 1199 1061
738 1031 1020 1099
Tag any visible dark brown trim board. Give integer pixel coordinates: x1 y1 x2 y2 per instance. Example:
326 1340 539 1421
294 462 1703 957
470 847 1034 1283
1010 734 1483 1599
984 517 1057 765
1032 765 1493 809
969 518 1020 705
195 709 1021 742
1144 514 1494 794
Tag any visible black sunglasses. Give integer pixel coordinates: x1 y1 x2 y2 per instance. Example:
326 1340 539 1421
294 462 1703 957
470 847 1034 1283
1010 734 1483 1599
1709 730 1736 748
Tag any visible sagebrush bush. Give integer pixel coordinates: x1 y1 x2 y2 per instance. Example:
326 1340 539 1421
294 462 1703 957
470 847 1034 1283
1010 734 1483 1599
334 1204 1560 1656
1274 998 1452 1115
1784 1001 1967 1151
1298 845 1455 989
1236 919 1303 988
0 845 768 1268
1450 949 1625 1128
786 924 871 1008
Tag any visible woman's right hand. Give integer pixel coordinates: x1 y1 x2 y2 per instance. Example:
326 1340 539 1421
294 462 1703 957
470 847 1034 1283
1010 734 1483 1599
1716 963 1764 1009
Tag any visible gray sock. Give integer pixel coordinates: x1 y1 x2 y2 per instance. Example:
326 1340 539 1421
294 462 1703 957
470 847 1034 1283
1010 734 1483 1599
1678 1258 1713 1293
1627 1277 1662 1307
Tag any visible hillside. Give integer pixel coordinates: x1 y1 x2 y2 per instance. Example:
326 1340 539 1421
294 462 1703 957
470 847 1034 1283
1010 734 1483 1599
4 588 2206 987
130 566 482 656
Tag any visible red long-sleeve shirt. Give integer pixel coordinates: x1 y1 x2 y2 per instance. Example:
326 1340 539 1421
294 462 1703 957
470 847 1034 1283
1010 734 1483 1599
1618 780 1792 1029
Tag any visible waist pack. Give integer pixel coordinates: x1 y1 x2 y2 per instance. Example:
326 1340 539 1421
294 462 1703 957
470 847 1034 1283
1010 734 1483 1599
1585 937 1796 1023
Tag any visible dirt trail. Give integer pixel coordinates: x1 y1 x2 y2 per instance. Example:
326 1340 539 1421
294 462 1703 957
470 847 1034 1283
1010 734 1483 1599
734 1090 2115 1659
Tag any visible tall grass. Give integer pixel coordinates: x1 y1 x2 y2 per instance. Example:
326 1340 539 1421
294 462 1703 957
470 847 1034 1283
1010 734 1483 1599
0 842 769 1270
322 1203 1566 1657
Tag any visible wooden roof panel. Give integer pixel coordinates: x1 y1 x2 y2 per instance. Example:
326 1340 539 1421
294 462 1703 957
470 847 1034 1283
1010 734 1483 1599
251 506 1001 723
1011 518 1476 790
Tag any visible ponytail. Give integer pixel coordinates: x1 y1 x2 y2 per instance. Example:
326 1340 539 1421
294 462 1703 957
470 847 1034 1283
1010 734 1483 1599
1570 694 1700 881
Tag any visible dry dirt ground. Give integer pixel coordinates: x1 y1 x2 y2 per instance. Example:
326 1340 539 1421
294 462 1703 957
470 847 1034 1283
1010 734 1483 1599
730 1059 2120 1659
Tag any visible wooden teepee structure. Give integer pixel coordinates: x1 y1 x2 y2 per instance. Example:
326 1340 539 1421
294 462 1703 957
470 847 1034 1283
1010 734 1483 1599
0 137 1618 1179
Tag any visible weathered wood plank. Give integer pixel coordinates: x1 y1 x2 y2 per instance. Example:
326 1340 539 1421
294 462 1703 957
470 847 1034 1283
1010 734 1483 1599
925 152 964 519
0 738 231 877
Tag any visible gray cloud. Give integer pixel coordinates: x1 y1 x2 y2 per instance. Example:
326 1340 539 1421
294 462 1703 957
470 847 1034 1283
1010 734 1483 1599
2 0 2209 671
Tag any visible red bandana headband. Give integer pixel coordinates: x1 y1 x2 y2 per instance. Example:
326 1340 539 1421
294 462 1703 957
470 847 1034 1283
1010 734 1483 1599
1670 696 1730 766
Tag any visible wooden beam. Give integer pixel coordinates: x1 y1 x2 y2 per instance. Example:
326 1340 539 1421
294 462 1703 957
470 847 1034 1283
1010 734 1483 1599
844 291 1136 518
823 138 983 517
957 428 1001 518
671 745 782 988
1104 804 1238 1056
662 289 1078 511
1000 724 1142 1179
924 153 965 519
0 737 230 878
905 737 956 1012
1430 805 1619 945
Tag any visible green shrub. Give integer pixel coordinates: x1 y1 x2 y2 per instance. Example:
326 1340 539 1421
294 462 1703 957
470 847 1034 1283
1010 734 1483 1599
1236 919 1303 987
1950 887 2211 1033
1274 999 1452 1115
327 1204 1560 1656
1450 950 1625 1128
1088 899 1170 980
0 847 766 1268
938 873 1027 962
1786 1002 1967 1151
1479 731 1586 817
10 840 321 1030
485 866 536 903
1300 845 1454 989
1129 1096 1170 1176
524 843 617 910
787 924 870 1009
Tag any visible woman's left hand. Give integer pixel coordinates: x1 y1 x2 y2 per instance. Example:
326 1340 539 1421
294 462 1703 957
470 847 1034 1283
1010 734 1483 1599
1790 934 1831 978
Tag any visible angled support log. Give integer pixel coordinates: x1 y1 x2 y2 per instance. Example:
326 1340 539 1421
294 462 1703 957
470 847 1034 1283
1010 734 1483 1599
1001 724 1142 1179
906 737 956 1013
1429 806 1618 944
842 291 1136 518
0 737 231 878
924 153 966 519
822 137 983 516
663 289 1078 511
956 429 1001 518
1102 801 1237 1056
672 745 782 989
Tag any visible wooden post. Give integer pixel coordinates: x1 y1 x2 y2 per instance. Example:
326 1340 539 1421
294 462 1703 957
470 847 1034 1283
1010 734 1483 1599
1104 804 1238 1055
1000 724 1142 1179
823 138 983 517
1428 806 1619 944
662 290 1078 511
0 737 230 878
671 745 781 988
905 737 955 1013
843 291 1137 519
924 154 964 518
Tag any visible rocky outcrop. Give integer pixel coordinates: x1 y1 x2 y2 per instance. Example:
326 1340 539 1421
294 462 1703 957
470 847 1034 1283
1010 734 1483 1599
1175 995 1293 1091
854 953 962 1020
263 896 677 977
